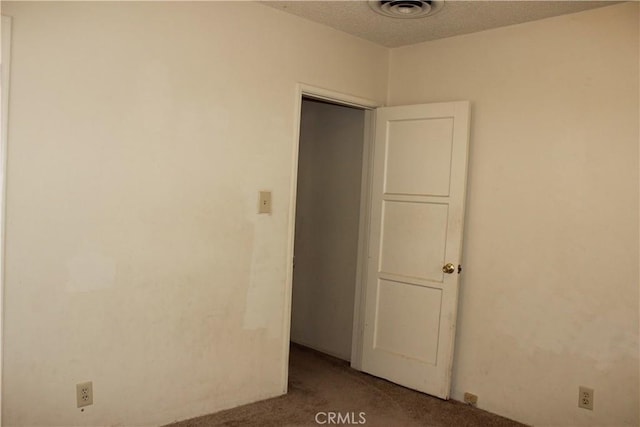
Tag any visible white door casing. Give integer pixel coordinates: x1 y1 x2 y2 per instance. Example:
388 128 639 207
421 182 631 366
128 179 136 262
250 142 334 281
282 84 379 393
1 15 12 424
360 101 470 399
0 15 11 426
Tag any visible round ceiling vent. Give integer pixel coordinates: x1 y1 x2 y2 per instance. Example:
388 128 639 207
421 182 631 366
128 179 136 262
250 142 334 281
368 0 444 19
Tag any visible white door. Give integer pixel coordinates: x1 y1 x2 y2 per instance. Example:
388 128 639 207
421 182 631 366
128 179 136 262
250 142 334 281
360 101 470 399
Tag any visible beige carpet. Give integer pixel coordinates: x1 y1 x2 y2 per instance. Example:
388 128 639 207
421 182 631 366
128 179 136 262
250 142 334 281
166 344 526 427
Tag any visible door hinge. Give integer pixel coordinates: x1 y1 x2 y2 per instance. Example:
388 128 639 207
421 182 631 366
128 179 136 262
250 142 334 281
458 264 462 274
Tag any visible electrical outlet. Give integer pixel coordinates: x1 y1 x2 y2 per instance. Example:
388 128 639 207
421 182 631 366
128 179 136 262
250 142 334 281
578 386 594 410
463 392 478 407
76 381 93 408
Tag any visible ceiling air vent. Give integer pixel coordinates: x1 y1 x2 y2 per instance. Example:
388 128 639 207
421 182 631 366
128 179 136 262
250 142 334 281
368 0 444 19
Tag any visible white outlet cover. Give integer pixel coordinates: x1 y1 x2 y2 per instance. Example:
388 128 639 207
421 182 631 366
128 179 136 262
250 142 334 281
76 381 93 408
578 386 594 410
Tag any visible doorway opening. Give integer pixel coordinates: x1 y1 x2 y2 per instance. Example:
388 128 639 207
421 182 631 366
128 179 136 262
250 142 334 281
289 96 366 363
283 90 471 400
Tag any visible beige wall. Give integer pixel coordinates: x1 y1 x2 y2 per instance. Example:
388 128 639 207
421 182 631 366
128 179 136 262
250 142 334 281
388 3 639 426
0 2 387 426
291 99 364 361
3 1 638 426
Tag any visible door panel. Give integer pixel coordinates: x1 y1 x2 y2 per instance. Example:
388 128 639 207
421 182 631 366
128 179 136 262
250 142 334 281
361 101 470 399
385 117 454 196
379 201 448 281
374 279 441 364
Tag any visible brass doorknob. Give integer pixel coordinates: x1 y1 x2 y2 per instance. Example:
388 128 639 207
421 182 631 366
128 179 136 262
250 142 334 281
442 263 455 274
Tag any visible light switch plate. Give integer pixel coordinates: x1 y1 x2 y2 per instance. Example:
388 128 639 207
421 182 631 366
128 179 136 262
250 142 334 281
259 191 272 214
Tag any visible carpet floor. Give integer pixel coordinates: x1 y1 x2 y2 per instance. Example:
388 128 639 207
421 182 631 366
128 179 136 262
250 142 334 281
166 344 526 427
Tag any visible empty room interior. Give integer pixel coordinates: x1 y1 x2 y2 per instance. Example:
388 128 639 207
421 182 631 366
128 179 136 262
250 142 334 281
0 1 638 426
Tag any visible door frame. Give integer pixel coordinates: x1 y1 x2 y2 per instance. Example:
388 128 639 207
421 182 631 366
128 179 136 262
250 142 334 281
280 84 380 392
1 15 12 424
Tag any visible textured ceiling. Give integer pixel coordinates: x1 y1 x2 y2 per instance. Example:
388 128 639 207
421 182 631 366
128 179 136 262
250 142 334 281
261 1 620 47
